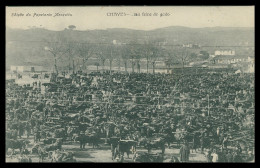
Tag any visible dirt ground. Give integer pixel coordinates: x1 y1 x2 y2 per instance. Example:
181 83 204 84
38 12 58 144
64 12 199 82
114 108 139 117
6 135 207 163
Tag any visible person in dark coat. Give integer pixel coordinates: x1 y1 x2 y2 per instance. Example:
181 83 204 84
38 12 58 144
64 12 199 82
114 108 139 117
235 142 242 154
18 122 24 138
12 129 18 140
192 132 200 153
222 136 228 149
200 135 205 153
206 150 213 162
179 140 190 162
25 122 31 138
170 156 180 162
226 150 233 162
233 151 243 162
218 150 226 162
79 131 86 149
34 127 41 143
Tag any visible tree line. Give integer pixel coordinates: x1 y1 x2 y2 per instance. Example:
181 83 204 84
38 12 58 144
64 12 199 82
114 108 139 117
44 26 209 75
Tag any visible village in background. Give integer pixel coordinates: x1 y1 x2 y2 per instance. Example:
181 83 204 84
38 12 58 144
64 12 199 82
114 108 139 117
6 26 254 86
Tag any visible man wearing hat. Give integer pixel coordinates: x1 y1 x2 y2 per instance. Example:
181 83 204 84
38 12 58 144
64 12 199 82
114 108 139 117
79 131 86 150
235 142 242 154
226 150 233 162
179 140 190 162
222 136 228 149
200 134 205 153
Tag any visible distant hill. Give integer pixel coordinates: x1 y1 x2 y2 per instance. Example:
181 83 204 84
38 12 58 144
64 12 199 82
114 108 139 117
6 26 254 68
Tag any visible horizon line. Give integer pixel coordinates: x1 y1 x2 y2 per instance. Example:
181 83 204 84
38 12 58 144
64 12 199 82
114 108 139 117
6 25 254 32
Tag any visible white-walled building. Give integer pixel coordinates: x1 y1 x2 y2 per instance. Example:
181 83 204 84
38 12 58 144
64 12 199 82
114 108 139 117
247 56 255 73
10 62 43 73
212 55 248 64
215 50 235 56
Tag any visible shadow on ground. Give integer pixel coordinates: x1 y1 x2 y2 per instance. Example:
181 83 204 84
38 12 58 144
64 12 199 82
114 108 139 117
73 151 94 159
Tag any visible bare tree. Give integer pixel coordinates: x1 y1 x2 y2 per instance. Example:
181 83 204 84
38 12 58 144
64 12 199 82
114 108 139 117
94 62 100 72
130 55 136 73
96 44 106 72
129 46 139 73
76 43 96 72
142 41 154 73
116 57 121 72
121 45 129 73
63 41 77 73
164 48 177 74
106 44 116 74
68 25 76 30
136 58 141 73
115 47 122 72
164 55 174 74
44 33 67 74
176 48 191 75
149 46 161 74
125 41 141 73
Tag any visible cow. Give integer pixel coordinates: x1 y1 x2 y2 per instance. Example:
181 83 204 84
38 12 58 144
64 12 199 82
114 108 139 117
17 155 32 162
9 155 32 163
6 139 26 155
34 130 41 143
50 150 63 162
73 131 101 149
60 151 76 162
44 138 63 152
173 128 193 148
30 143 47 162
118 140 137 159
85 134 100 148
66 126 76 142
163 132 175 149
133 152 164 162
141 138 166 154
6 130 13 139
53 128 66 142
31 144 40 154
21 146 30 155
43 138 57 145
50 150 76 162
37 146 50 162
40 130 48 139
169 156 180 162
72 133 79 143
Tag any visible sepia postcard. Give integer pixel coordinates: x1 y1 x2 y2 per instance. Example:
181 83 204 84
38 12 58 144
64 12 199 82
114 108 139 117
5 6 254 163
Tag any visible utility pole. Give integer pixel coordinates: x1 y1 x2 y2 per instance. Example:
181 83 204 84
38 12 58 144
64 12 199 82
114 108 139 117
146 52 149 73
110 49 112 74
68 57 71 74
207 94 210 116
54 58 58 75
73 59 75 74
16 67 18 79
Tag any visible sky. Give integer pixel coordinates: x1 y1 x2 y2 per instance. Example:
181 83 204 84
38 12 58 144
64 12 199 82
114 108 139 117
6 6 254 31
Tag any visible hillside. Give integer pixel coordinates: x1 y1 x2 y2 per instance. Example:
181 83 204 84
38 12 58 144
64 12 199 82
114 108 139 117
6 26 254 68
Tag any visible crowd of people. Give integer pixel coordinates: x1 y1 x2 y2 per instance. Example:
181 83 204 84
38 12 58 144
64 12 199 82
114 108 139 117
6 69 255 162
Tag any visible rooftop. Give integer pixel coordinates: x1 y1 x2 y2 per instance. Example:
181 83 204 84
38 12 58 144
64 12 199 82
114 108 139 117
213 55 250 60
10 62 42 66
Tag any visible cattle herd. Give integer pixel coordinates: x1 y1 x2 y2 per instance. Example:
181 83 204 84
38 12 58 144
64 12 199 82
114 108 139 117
5 69 255 162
